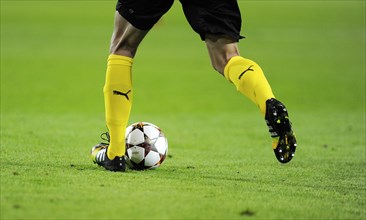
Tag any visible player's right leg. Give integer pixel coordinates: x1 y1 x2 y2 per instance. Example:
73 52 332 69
181 0 297 163
207 40 297 163
91 0 174 172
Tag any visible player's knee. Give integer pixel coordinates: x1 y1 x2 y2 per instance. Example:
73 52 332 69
210 60 226 75
110 44 136 58
109 12 148 57
109 35 138 57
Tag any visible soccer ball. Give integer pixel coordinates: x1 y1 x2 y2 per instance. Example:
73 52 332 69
124 122 168 170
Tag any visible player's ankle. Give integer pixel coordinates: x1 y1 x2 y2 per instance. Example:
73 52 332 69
107 148 124 160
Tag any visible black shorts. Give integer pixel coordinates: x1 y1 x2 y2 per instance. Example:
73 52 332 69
116 0 244 41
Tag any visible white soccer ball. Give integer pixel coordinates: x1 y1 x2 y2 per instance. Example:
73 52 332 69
125 122 168 170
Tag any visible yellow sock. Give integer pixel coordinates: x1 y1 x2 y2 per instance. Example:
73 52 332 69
224 56 275 115
103 54 133 159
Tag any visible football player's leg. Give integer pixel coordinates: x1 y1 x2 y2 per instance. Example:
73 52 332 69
104 12 148 160
205 35 297 163
96 0 175 169
205 34 274 115
223 57 275 116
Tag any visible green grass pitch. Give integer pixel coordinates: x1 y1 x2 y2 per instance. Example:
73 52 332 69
1 1 365 219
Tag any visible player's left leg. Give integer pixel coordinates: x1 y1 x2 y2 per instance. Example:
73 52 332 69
92 0 174 172
92 13 148 172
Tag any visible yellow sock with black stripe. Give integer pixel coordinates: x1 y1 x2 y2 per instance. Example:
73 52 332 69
224 56 275 115
104 54 133 159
